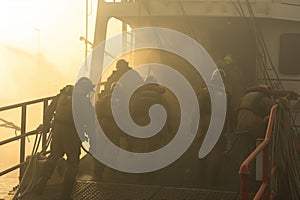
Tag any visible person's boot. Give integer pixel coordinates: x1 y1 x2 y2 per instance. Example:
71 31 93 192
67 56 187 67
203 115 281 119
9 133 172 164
60 178 74 200
34 160 56 195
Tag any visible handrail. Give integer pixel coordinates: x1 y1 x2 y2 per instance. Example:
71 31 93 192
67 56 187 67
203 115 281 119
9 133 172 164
0 162 27 177
0 96 54 178
246 86 299 100
258 78 300 82
0 130 38 146
0 96 54 112
239 104 279 200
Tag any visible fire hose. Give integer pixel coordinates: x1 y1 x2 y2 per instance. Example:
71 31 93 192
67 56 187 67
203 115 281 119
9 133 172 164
13 127 53 200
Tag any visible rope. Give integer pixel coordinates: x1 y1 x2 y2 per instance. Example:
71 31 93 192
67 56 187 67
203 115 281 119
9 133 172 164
12 127 53 199
271 98 300 199
232 0 284 90
0 117 21 132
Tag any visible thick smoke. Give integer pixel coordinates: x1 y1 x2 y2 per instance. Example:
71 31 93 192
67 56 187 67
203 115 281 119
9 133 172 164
0 42 72 106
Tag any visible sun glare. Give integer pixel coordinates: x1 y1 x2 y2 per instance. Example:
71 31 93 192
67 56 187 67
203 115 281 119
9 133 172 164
0 0 97 103
1 1 37 45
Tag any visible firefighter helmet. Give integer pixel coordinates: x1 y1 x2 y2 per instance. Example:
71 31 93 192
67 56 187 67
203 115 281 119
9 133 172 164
116 59 129 69
223 54 233 64
75 77 95 93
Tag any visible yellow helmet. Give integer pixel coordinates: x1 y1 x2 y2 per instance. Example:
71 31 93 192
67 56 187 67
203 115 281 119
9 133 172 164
223 54 233 64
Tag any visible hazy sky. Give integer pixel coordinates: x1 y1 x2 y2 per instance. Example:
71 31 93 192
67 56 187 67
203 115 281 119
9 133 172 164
0 0 97 105
0 0 99 182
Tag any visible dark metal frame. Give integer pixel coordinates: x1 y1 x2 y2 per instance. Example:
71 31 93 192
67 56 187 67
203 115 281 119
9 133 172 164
0 96 54 178
239 104 278 200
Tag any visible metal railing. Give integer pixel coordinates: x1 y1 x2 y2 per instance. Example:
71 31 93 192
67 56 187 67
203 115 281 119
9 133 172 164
239 104 279 200
0 96 54 178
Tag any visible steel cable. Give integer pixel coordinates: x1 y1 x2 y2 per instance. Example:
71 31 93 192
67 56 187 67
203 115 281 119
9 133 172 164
271 98 300 199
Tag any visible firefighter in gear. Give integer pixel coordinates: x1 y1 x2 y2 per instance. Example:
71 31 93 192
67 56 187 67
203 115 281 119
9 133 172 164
129 75 167 152
231 85 274 190
217 54 246 110
105 59 143 92
95 63 148 183
198 69 234 187
72 77 97 153
36 78 95 200
235 85 273 139
96 59 143 149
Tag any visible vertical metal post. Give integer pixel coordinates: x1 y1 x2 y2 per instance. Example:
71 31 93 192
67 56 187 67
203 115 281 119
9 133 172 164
85 0 89 61
262 146 269 200
270 167 276 200
256 138 264 181
19 105 26 179
122 22 127 54
240 174 249 200
42 100 49 153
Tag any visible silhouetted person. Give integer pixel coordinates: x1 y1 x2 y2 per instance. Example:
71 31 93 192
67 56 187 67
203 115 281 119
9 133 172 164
198 69 234 188
96 59 143 148
72 77 97 154
230 85 274 191
235 85 273 140
104 59 143 92
95 60 144 183
217 54 246 110
36 78 95 200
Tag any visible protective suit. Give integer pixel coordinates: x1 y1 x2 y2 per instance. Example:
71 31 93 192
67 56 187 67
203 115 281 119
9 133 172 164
198 69 234 187
105 59 143 91
95 60 145 183
35 85 80 200
236 88 273 139
231 85 274 191
218 54 246 110
36 78 95 200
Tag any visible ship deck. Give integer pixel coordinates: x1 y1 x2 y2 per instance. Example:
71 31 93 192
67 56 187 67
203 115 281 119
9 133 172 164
4 180 256 200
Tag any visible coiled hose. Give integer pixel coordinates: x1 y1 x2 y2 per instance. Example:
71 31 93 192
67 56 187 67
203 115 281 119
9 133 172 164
271 98 300 199
12 127 53 200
